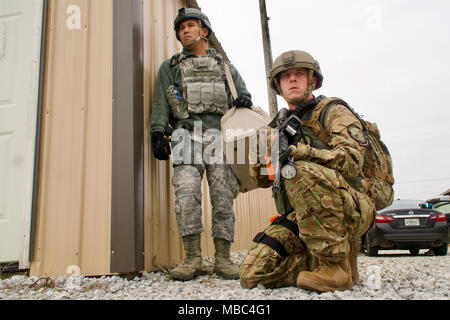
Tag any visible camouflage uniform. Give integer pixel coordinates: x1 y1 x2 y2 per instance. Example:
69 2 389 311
150 48 250 242
172 141 239 242
240 211 315 288
240 97 377 289
150 7 253 281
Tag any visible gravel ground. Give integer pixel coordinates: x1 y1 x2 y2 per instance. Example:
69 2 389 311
1 250 449 300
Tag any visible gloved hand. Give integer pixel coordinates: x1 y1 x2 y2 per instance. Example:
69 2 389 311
151 131 171 160
233 95 252 108
279 146 294 164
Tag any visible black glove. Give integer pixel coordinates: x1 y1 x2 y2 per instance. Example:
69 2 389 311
151 131 171 160
233 95 252 108
279 146 294 164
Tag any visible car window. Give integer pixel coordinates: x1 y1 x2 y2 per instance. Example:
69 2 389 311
379 200 425 213
434 202 450 214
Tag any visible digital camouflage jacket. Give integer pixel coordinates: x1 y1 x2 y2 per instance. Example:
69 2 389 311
150 48 251 135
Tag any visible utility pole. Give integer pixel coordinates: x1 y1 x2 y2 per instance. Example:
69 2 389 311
259 0 278 118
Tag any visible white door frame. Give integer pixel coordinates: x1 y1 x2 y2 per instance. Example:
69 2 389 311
19 0 46 269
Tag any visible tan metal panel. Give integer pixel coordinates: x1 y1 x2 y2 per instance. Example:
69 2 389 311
232 188 278 251
30 0 113 276
143 0 186 271
143 0 277 270
30 0 277 275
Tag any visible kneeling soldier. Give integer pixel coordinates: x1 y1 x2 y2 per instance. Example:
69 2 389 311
240 50 377 292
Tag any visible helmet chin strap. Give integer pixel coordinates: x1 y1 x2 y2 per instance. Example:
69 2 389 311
302 69 315 101
182 36 202 50
181 20 208 50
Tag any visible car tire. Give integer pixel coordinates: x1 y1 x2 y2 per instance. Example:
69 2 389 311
432 243 448 256
409 248 420 256
365 235 378 256
358 237 365 253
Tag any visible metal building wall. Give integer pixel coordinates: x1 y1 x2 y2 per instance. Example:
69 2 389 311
31 0 113 276
30 0 276 276
143 0 186 271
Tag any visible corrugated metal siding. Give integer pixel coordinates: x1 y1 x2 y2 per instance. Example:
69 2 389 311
31 0 276 275
144 0 277 270
143 0 186 271
31 0 113 276
232 189 278 251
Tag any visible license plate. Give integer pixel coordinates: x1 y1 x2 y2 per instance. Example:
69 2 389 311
405 218 420 226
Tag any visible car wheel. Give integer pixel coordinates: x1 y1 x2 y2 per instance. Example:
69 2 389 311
358 237 365 253
432 243 448 256
365 235 378 256
409 248 420 256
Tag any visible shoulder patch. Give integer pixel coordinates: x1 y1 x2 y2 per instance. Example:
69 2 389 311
348 124 369 147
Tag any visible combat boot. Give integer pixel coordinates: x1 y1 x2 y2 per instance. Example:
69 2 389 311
213 238 239 280
171 234 202 281
296 256 353 292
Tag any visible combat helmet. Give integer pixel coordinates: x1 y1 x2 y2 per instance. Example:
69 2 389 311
174 8 212 41
270 50 323 96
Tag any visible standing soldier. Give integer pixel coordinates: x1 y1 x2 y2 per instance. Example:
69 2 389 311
150 8 252 281
240 50 378 292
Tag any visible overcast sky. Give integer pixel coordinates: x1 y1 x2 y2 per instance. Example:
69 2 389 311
196 0 450 201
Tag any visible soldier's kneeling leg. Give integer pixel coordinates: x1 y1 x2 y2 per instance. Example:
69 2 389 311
284 161 358 262
239 217 312 289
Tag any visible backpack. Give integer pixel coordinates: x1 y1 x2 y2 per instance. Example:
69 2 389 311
303 97 395 210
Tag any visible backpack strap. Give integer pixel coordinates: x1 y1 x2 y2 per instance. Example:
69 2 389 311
301 97 340 144
223 62 238 100
302 97 368 145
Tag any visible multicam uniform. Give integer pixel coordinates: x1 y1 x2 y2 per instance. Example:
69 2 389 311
240 96 377 289
150 48 251 242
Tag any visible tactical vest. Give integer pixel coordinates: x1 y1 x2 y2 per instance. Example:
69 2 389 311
271 109 332 215
167 53 230 120
273 97 394 215
272 97 365 216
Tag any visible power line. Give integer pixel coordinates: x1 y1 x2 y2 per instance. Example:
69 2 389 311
396 177 450 185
